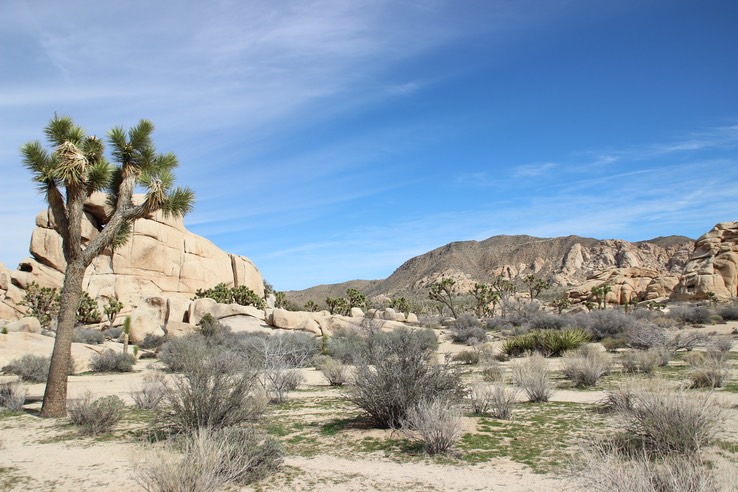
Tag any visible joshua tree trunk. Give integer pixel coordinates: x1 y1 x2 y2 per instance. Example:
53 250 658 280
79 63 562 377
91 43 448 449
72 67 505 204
41 261 85 417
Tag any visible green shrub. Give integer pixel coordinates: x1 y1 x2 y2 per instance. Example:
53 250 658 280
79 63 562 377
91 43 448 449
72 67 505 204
193 283 265 309
68 393 124 436
103 297 124 327
197 313 230 338
89 350 136 372
502 328 590 357
76 291 102 324
21 281 59 328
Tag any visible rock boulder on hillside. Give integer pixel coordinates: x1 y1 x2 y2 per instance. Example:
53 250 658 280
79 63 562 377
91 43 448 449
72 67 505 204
4 192 264 319
674 222 738 301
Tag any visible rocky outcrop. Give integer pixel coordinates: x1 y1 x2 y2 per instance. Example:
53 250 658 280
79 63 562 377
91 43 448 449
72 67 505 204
289 234 695 307
674 222 738 301
2 193 264 320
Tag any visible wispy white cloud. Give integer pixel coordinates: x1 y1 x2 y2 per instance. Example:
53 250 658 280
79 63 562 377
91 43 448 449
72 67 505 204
512 162 557 177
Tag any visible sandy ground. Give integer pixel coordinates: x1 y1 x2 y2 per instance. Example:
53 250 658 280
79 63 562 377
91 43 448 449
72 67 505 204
1 323 736 491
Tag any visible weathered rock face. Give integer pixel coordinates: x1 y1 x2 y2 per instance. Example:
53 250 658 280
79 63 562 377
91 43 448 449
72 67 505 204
567 267 676 305
3 192 264 318
674 222 738 301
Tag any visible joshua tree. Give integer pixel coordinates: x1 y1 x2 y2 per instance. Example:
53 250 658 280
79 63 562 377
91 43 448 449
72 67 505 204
428 278 458 318
22 115 194 417
590 285 612 310
469 283 498 317
523 274 550 303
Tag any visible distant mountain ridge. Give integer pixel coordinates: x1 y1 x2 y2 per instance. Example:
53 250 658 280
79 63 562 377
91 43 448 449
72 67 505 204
286 233 695 305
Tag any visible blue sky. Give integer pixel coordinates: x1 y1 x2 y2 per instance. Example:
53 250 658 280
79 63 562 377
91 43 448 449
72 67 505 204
2 0 738 290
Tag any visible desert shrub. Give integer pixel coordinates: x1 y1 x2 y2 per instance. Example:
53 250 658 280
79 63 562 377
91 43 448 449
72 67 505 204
685 352 730 389
619 350 658 374
706 336 733 356
76 291 102 324
131 372 168 410
68 392 125 436
138 333 166 350
197 313 230 338
262 369 304 403
72 327 105 344
194 283 265 309
561 345 611 387
650 346 672 367
717 303 738 321
527 312 569 331
101 327 123 340
348 327 463 428
511 353 554 402
611 384 722 454
451 314 487 345
576 309 643 340
159 334 213 373
481 360 506 382
402 398 463 455
502 328 590 358
314 356 349 386
21 281 59 328
134 427 283 491
2 354 51 383
326 328 365 364
452 349 480 365
417 314 443 329
0 382 27 412
90 349 136 373
485 317 515 332
601 336 626 352
668 305 713 326
162 351 265 431
468 382 518 419
572 439 718 492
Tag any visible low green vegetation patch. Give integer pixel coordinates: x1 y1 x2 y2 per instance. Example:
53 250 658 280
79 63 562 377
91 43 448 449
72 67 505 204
459 402 608 473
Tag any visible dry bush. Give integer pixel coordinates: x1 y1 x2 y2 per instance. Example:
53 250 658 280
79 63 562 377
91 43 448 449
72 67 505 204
90 349 136 373
163 352 266 432
561 345 611 387
480 359 505 382
314 356 349 386
348 328 463 428
2 354 51 383
0 382 26 412
572 438 718 492
685 352 730 389
130 372 168 410
469 382 519 420
610 383 722 454
135 427 283 492
619 350 658 374
68 392 125 436
402 398 463 455
511 353 554 402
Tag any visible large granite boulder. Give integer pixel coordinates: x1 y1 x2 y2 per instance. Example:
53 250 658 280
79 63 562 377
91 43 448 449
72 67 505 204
674 222 738 300
5 192 264 319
